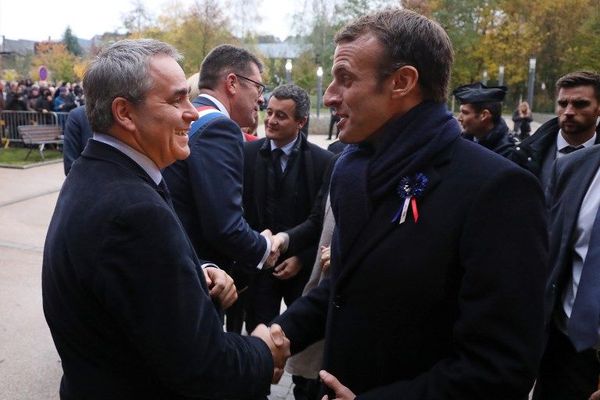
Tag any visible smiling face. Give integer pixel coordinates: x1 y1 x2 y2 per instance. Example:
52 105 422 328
264 97 304 147
323 34 394 144
128 55 198 169
556 85 600 142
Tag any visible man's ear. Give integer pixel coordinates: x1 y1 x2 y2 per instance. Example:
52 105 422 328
225 73 237 96
111 97 136 132
390 66 419 99
480 109 491 122
297 116 308 130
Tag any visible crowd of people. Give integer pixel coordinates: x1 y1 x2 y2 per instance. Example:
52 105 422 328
0 79 83 113
36 6 600 400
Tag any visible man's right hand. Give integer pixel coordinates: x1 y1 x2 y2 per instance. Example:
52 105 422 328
251 323 290 383
262 230 290 268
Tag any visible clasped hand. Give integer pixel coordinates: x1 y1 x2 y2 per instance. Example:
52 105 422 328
261 230 289 268
203 267 237 309
251 323 290 383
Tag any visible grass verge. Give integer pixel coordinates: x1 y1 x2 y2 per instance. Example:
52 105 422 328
0 147 62 167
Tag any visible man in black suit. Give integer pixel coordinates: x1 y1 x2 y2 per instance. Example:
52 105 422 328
163 45 283 333
532 147 600 399
42 39 289 399
63 105 93 175
268 8 548 399
510 71 600 189
453 82 515 158
242 84 333 334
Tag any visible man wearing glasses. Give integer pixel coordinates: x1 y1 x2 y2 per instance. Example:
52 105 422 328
164 45 282 334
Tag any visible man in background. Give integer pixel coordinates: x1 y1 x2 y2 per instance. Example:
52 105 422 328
453 82 515 158
163 45 283 332
510 71 600 189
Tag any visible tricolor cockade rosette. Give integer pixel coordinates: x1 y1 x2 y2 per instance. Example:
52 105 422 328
391 172 428 224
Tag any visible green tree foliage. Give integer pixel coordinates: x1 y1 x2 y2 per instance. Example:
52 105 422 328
123 0 236 76
62 26 83 56
417 0 600 111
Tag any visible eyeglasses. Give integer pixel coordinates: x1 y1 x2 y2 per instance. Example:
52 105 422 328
235 74 266 96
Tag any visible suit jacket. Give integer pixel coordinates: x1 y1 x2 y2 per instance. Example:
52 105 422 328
43 140 272 399
242 135 333 268
275 138 548 399
283 153 340 257
544 144 600 324
63 105 93 175
163 96 267 269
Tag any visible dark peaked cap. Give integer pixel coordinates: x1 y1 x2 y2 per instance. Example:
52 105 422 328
452 82 507 104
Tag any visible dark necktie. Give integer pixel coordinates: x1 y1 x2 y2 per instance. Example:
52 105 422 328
157 178 174 209
272 148 284 182
559 145 584 155
568 203 600 351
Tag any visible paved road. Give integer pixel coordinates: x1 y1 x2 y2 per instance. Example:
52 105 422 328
0 162 64 400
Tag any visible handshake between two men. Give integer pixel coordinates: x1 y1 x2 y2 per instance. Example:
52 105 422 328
251 324 357 400
261 230 302 280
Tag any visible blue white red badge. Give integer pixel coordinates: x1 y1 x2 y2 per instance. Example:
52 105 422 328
391 173 428 224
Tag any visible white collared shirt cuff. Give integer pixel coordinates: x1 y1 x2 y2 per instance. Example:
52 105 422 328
201 263 219 269
257 235 271 270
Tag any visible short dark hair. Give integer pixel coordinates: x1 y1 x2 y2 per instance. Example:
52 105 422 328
83 39 180 133
270 84 310 120
556 71 600 102
334 8 453 103
198 45 263 90
470 102 503 124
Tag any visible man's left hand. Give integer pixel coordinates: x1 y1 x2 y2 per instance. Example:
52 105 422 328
203 267 237 309
319 370 356 400
272 256 302 280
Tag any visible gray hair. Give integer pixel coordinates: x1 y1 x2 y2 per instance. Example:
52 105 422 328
335 8 453 103
198 44 263 90
270 84 310 120
83 39 181 133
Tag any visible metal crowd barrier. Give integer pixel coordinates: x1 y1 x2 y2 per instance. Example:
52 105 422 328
0 111 70 142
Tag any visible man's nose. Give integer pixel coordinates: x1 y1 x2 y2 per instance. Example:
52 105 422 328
564 104 577 115
183 99 199 122
323 85 338 108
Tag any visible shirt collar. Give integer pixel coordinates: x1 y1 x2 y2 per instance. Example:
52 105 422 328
557 129 597 153
199 94 230 118
92 133 162 185
270 134 300 156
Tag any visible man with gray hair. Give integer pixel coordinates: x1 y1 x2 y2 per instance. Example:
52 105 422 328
42 39 288 399
270 8 548 399
163 44 283 333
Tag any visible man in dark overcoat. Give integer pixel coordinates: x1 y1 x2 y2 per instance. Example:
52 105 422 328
270 8 549 400
42 39 288 399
